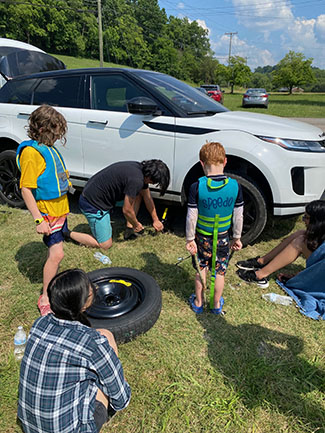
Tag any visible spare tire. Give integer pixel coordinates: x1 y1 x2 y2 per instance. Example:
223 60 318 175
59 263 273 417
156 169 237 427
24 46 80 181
86 267 162 344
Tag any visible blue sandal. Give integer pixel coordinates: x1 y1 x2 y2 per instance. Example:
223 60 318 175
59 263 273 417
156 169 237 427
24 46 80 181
189 294 203 314
210 297 224 315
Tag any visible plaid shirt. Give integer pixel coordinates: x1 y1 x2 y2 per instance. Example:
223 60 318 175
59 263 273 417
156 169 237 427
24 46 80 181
18 315 131 433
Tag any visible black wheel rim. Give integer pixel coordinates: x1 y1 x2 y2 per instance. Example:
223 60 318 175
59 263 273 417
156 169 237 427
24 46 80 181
86 275 145 319
242 186 260 236
0 157 23 205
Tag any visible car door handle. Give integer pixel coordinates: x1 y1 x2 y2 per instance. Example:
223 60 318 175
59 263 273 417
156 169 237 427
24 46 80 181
88 120 108 125
18 112 31 116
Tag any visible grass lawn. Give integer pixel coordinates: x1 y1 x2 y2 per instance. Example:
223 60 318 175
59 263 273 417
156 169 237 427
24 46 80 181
223 92 325 118
1 197 324 433
52 53 325 118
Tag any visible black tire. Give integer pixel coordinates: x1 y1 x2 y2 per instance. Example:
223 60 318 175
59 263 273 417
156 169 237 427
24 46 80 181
0 149 24 208
86 267 162 344
225 173 268 245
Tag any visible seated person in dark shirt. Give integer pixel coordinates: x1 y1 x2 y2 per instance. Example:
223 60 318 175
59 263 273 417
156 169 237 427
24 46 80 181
18 269 131 433
69 160 170 249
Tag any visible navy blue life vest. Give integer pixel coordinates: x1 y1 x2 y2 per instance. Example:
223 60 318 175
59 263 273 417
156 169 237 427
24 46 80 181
16 140 69 201
197 176 238 235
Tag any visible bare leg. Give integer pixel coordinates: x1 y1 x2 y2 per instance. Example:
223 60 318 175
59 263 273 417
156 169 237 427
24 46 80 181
213 274 225 309
41 242 64 305
194 267 208 307
126 194 142 229
96 388 109 409
259 230 305 265
70 231 112 250
97 329 118 356
256 234 308 279
70 231 100 247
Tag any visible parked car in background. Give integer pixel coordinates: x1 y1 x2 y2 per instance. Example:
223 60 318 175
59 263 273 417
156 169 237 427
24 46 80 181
0 68 324 245
0 37 65 88
242 88 269 108
200 84 224 104
195 87 207 94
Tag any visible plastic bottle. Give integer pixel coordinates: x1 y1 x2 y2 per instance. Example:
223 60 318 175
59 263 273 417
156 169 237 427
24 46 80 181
94 252 112 265
14 326 27 361
261 293 293 306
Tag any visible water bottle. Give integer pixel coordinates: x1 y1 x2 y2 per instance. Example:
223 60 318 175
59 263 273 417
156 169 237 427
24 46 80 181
262 293 293 306
94 252 112 265
14 326 27 361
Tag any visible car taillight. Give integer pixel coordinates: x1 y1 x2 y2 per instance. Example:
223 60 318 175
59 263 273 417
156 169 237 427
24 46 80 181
262 94 268 98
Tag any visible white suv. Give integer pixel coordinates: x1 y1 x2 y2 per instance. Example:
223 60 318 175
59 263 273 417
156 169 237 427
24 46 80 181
0 67 324 244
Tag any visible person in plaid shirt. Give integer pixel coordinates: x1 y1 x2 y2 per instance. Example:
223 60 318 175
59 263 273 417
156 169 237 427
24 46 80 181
18 269 131 433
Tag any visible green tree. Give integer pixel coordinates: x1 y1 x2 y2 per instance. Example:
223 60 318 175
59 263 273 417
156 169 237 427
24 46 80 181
0 0 47 44
130 0 167 47
272 51 315 94
214 63 229 87
102 0 151 67
165 16 210 81
248 72 272 91
228 56 252 93
196 56 220 84
0 0 98 58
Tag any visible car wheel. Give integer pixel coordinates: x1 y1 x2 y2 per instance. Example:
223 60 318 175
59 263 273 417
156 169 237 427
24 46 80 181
225 173 267 245
86 267 162 344
0 150 24 208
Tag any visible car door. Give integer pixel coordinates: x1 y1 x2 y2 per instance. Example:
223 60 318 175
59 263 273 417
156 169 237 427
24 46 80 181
31 74 84 181
80 72 175 194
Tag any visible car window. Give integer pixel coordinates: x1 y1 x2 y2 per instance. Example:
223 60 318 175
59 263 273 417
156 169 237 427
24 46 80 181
0 78 37 104
33 76 82 108
91 74 152 112
134 70 228 115
0 51 65 80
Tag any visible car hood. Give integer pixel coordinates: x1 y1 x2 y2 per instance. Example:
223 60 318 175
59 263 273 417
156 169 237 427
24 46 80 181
185 110 323 141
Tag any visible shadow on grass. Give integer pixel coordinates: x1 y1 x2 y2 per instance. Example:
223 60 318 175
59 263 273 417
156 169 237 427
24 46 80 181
257 214 300 244
198 315 325 430
140 252 192 301
271 99 325 107
15 241 46 284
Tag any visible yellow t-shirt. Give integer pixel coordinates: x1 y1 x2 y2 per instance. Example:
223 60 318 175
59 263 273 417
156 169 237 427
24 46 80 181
19 146 69 217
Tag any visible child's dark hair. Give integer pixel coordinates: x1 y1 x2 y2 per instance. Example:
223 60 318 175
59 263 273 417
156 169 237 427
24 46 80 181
27 105 67 146
305 200 325 252
141 159 170 196
48 269 95 326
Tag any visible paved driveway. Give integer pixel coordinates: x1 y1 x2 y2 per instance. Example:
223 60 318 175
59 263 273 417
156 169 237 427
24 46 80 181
290 118 325 132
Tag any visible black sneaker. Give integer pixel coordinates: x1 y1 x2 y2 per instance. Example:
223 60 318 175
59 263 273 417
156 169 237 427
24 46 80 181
236 256 264 271
237 269 269 288
123 228 145 240
124 228 137 240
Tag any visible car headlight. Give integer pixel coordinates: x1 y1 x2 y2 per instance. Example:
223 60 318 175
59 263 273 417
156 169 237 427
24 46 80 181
257 136 325 152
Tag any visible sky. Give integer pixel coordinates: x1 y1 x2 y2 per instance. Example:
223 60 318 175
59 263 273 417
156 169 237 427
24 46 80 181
158 0 325 70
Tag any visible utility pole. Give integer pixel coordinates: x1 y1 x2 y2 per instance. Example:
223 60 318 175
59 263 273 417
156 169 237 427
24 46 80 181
97 0 104 67
225 32 237 65
225 32 237 94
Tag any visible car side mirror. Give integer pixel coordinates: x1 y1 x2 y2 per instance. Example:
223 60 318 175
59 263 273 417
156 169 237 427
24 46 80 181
127 97 160 115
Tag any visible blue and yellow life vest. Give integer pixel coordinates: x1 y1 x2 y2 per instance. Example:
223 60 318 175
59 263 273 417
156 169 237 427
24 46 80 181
16 140 70 201
196 176 238 236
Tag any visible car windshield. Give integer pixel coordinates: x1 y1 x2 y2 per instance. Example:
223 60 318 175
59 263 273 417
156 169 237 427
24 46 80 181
133 70 228 115
201 85 220 91
246 88 266 94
